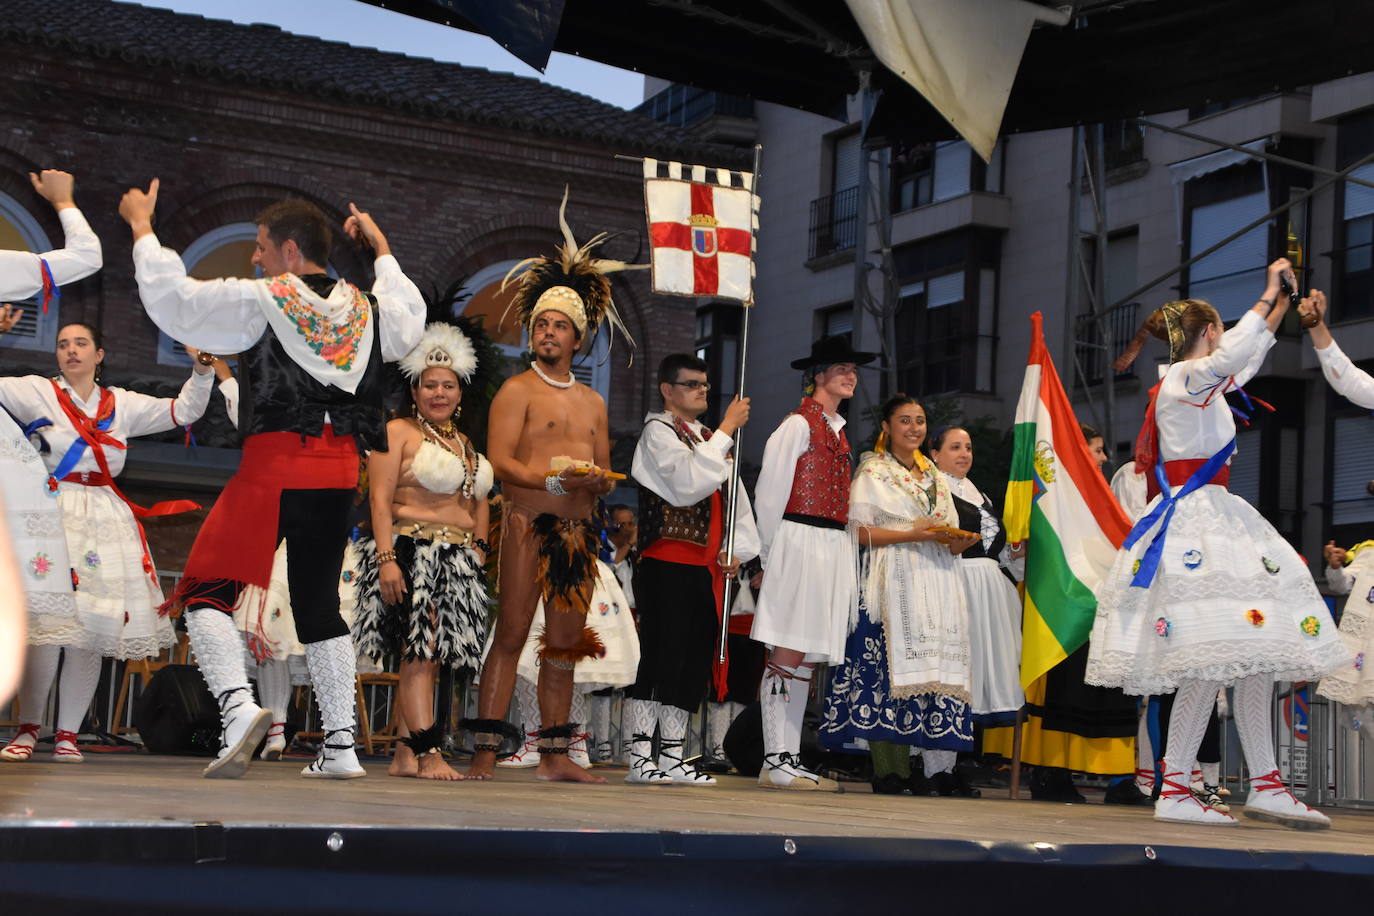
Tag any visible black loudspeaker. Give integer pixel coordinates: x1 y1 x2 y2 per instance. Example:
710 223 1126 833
133 664 220 757
722 702 763 777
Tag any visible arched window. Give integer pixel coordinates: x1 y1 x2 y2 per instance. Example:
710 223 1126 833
0 189 59 352
157 223 259 366
452 260 610 397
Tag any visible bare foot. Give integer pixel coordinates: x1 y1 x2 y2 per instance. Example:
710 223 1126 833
537 753 606 783
467 749 497 780
389 744 418 778
416 752 464 781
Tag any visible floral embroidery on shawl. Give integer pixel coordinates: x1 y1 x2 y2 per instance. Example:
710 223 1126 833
266 278 370 370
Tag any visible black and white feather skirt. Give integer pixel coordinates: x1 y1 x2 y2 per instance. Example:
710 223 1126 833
353 534 490 672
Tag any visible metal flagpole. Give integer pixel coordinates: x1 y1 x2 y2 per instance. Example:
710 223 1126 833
718 143 762 666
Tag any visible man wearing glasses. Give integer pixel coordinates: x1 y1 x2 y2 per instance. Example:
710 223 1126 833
622 354 757 785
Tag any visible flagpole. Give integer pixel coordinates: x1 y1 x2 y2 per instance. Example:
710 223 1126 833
716 142 763 669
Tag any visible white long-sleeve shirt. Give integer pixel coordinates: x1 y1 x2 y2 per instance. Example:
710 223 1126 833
754 408 847 567
0 207 102 300
131 233 425 362
631 410 760 563
1315 339 1374 410
0 372 213 477
1157 310 1274 463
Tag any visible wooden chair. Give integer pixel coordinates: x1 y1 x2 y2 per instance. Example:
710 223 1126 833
295 672 403 757
356 671 403 756
112 632 190 735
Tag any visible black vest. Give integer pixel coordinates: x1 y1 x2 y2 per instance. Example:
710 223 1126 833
952 490 1007 562
637 418 716 552
236 275 388 452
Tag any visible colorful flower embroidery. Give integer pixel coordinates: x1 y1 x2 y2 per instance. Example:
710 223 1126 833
1246 609 1265 627
44 476 58 498
597 602 610 616
1356 653 1365 672
1261 557 1279 575
1132 559 1141 575
1182 549 1203 569
71 569 79 590
1300 616 1322 637
84 550 100 570
28 553 52 578
341 570 354 583
1155 617 1171 637
267 278 369 370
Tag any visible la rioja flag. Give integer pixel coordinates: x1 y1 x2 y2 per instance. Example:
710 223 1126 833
643 159 758 302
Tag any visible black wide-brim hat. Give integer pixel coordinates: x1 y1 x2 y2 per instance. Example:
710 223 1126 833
790 334 879 370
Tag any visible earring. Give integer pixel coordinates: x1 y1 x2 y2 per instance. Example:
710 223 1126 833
453 405 463 420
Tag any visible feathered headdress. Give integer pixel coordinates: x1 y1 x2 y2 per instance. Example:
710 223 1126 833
399 322 477 382
501 187 643 354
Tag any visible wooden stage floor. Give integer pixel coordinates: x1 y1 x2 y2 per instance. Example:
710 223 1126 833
3 752 1373 857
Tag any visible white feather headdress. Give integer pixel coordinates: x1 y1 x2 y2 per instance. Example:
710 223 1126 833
399 322 477 383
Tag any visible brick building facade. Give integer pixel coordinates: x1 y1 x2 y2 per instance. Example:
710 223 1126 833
0 0 740 570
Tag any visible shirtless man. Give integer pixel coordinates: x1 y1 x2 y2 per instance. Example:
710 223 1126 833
467 309 615 782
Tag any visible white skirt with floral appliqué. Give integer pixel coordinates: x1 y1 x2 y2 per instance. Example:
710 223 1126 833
1087 484 1348 696
57 481 175 660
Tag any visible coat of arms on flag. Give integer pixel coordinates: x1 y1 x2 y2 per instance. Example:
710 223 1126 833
642 158 758 302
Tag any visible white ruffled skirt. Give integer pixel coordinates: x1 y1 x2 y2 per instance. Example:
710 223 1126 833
958 557 1024 715
0 411 80 646
514 558 639 690
1317 558 1374 708
57 481 175 660
751 520 855 664
1087 485 1348 696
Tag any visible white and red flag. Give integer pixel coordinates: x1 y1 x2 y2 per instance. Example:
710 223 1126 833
643 159 758 302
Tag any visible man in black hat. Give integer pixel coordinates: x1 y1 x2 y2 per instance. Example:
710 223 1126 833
751 334 876 789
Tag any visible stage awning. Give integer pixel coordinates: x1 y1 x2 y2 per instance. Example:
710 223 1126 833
357 0 1374 157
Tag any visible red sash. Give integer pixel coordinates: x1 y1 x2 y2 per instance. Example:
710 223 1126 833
50 381 200 578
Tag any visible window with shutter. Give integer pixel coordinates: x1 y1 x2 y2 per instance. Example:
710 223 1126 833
1187 191 1269 322
1333 416 1374 527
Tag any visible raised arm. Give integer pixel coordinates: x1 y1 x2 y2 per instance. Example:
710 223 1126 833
116 365 216 437
121 179 267 353
0 171 102 301
631 420 733 505
1301 290 1374 410
341 202 424 361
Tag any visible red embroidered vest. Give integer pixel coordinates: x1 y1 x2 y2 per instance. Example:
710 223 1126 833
782 398 851 525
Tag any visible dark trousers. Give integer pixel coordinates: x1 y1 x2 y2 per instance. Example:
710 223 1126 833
199 487 355 644
625 557 717 713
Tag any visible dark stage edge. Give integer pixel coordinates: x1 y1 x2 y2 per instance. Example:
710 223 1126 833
4 820 1374 913
3 755 1373 912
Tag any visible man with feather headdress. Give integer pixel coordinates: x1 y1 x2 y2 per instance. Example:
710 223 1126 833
463 191 640 783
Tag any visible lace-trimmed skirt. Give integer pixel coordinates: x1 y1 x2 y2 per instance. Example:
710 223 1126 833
1317 556 1374 708
1087 485 1348 696
513 559 640 690
353 533 490 672
57 481 175 659
0 412 80 646
819 602 973 751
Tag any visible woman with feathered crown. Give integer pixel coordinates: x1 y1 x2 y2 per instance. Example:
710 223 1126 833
352 321 495 780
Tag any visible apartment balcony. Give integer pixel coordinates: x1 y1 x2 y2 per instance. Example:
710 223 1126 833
808 185 859 261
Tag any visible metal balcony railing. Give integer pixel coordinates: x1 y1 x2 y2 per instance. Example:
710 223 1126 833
1074 301 1140 386
808 185 859 260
